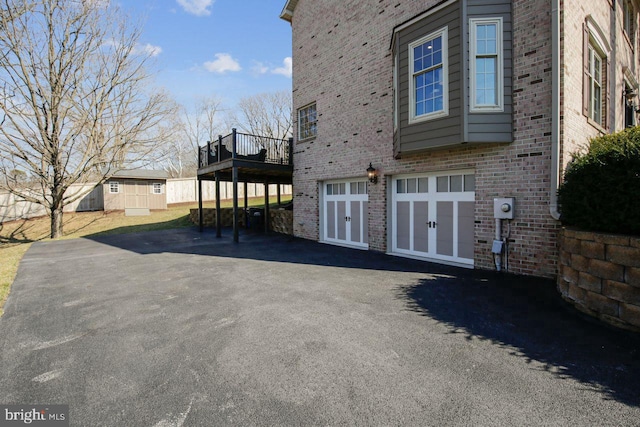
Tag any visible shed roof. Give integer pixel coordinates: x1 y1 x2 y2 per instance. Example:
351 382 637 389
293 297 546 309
110 169 168 180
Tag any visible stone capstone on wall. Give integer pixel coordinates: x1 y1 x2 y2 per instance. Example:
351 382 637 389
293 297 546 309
558 228 640 332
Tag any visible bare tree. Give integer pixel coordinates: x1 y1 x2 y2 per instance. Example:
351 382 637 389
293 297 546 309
159 96 223 178
0 0 176 238
232 90 292 140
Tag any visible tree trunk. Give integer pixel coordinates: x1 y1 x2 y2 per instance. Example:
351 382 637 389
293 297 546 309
50 205 64 239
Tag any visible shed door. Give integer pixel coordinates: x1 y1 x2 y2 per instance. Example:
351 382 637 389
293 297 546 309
392 172 475 266
125 180 149 209
323 180 368 249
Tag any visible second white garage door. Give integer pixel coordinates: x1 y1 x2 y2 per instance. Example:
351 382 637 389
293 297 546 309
322 179 369 249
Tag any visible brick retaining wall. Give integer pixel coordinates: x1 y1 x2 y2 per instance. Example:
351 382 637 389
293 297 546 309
558 228 640 332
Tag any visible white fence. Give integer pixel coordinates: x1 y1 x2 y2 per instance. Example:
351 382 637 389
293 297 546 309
166 178 292 205
1 178 292 223
0 184 103 223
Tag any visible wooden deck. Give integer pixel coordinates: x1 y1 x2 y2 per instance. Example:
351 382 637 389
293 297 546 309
195 129 294 241
197 129 293 184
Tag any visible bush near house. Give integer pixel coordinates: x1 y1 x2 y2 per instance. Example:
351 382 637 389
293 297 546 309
558 127 640 235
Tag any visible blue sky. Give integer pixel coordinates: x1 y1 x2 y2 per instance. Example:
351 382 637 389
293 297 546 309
122 0 292 110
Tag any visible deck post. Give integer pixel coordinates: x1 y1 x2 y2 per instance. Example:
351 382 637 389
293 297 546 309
244 181 248 229
277 183 281 206
198 178 203 232
232 128 239 242
264 180 270 234
232 128 237 158
217 135 222 162
288 137 294 166
232 171 239 243
215 174 221 238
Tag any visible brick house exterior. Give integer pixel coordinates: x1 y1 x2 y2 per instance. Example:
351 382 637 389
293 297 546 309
280 0 640 278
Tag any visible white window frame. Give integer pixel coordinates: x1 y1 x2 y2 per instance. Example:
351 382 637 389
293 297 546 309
469 17 503 112
297 103 317 141
152 182 162 194
408 27 449 124
109 181 119 194
624 0 636 48
584 18 611 129
587 43 604 125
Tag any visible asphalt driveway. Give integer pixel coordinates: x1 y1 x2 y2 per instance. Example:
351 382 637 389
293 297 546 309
1 228 639 426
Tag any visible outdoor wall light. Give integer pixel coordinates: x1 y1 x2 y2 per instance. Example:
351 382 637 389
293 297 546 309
625 88 640 113
367 163 378 184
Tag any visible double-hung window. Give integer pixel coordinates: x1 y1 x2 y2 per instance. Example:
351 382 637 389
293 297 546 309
624 0 636 47
298 103 317 141
409 27 448 123
587 44 604 125
109 181 119 194
583 20 610 129
470 18 503 112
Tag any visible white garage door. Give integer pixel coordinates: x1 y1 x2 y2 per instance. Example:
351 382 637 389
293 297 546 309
391 171 475 266
323 179 369 249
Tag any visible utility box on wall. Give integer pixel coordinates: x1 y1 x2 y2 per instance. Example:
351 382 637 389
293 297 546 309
494 198 515 220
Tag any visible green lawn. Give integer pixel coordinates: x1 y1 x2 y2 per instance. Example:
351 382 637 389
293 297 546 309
0 196 291 316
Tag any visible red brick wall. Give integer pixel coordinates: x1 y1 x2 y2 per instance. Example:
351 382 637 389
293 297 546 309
288 0 628 278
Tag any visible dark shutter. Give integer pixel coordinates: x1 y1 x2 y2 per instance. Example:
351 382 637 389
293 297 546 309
583 23 590 117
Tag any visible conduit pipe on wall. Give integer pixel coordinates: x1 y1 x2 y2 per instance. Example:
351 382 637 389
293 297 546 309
550 0 561 220
494 218 502 271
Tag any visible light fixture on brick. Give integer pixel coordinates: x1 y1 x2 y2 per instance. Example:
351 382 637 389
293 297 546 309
367 163 378 184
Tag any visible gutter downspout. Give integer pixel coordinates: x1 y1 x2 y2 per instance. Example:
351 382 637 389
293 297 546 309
550 0 561 220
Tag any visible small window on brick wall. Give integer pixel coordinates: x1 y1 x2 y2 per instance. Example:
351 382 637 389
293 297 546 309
298 103 317 141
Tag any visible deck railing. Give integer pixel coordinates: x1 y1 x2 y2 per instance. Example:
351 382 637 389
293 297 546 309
198 128 293 169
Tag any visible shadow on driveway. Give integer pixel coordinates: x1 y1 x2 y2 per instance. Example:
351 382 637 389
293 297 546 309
397 273 640 407
84 227 640 407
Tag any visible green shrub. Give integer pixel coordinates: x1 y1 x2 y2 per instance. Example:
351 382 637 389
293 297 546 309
558 127 640 235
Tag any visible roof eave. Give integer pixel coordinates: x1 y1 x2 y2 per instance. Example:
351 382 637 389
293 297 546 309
279 0 298 22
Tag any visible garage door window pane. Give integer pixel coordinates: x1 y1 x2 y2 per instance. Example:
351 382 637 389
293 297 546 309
437 176 448 192
407 178 417 193
358 182 366 194
450 175 463 192
327 184 333 195
397 179 406 193
350 182 357 194
418 177 428 193
338 183 346 195
464 174 476 191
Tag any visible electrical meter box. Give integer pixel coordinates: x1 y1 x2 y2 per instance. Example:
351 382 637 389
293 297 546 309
494 198 515 219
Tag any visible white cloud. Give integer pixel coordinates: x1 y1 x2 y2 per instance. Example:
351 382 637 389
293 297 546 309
251 61 269 75
203 53 241 74
272 57 292 78
142 43 162 57
176 0 214 16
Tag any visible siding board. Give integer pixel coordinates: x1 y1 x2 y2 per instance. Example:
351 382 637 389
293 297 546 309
466 0 513 144
396 1 463 155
